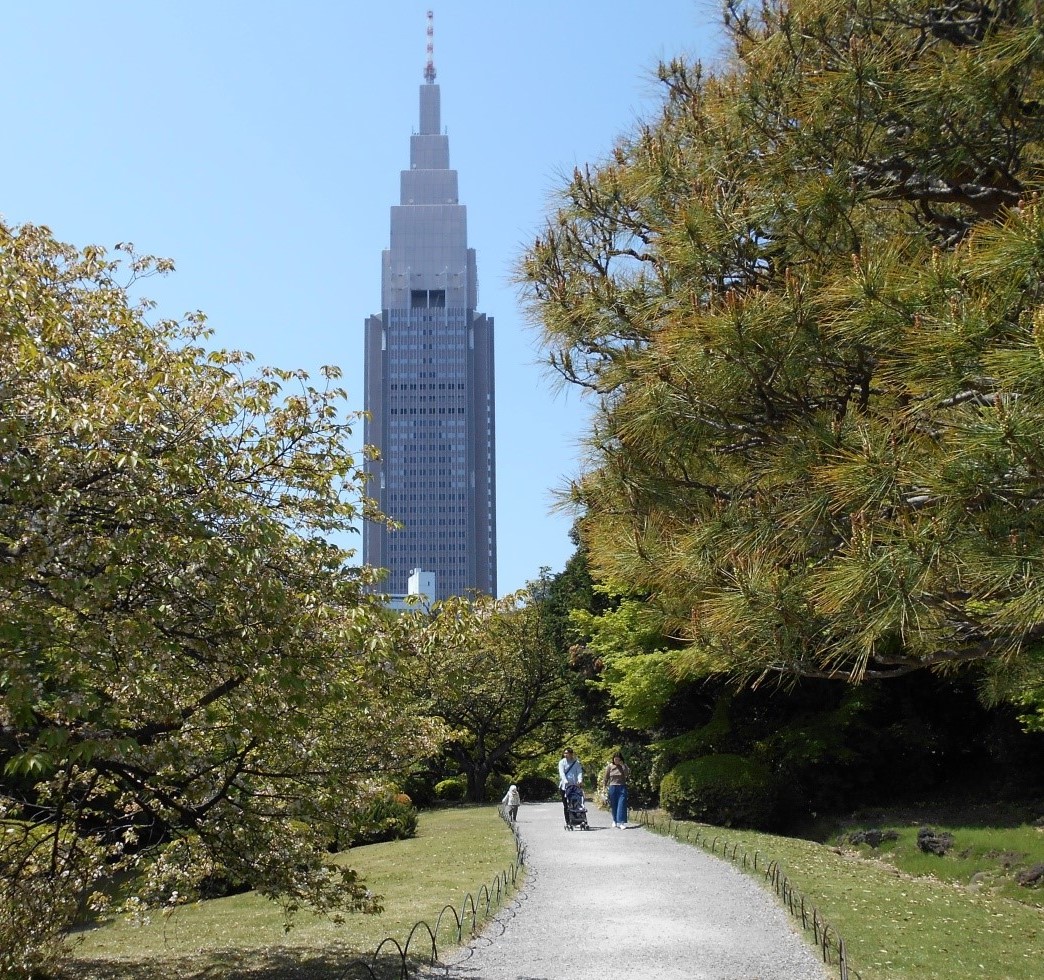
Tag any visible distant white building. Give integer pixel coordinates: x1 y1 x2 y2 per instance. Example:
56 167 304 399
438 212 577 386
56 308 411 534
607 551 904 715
384 568 436 612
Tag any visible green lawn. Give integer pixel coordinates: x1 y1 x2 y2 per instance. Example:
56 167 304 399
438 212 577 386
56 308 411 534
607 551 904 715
643 809 1044 980
60 802 1044 980
61 806 520 980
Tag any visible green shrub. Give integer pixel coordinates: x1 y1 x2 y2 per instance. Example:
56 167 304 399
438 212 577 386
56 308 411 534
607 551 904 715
659 754 777 828
650 694 733 790
401 768 440 807
433 777 467 803
349 794 419 846
516 774 558 800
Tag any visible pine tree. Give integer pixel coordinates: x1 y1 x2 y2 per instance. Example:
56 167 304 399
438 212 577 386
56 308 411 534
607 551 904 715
521 1 1044 702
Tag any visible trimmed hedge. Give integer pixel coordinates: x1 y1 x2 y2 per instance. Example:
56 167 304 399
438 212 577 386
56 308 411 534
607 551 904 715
433 777 467 802
659 754 777 828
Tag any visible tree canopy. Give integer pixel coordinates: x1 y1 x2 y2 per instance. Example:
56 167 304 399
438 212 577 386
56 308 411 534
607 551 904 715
394 588 578 802
520 0 1044 700
0 222 438 974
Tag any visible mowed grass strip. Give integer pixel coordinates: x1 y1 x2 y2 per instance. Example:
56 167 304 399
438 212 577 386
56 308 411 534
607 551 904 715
647 818 1044 980
63 806 518 980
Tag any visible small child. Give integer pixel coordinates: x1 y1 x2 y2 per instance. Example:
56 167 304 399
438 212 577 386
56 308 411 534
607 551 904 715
501 784 521 821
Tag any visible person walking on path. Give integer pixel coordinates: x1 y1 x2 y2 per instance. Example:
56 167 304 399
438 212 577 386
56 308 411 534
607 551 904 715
556 747 583 824
603 752 629 828
500 784 520 822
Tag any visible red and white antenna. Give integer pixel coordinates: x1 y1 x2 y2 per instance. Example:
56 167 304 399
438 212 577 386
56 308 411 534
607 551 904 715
424 10 436 83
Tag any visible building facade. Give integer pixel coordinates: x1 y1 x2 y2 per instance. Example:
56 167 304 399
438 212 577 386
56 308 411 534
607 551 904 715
384 568 437 613
363 55 497 601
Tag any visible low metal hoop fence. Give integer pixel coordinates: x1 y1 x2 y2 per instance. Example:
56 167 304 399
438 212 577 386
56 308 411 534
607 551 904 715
636 810 860 980
337 808 527 979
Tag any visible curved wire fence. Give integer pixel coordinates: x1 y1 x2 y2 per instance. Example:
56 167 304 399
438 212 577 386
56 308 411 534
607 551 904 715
636 810 860 980
336 807 527 980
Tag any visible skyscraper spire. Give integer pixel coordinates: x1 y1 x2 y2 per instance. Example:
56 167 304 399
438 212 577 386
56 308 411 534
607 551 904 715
424 10 436 84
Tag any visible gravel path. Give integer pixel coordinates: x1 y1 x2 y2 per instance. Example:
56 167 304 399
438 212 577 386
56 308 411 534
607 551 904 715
424 800 829 980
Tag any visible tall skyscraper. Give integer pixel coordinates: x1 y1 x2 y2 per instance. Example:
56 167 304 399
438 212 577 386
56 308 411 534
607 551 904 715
363 18 497 600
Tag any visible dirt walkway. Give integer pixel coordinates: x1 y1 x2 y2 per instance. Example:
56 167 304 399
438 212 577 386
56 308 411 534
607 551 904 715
424 800 829 980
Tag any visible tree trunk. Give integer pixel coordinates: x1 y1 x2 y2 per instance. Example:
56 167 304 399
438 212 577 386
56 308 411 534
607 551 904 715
465 762 490 803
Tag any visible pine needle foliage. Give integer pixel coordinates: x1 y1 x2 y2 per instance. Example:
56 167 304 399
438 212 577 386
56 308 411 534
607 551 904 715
520 0 1044 698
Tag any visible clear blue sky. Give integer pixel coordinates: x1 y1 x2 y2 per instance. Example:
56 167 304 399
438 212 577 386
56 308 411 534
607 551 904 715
3 1 724 595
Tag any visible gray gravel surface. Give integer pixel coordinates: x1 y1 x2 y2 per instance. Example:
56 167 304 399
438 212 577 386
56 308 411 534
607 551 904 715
423 800 829 980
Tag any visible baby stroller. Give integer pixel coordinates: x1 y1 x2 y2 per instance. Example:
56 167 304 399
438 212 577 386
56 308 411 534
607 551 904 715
563 784 589 830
